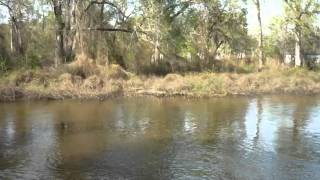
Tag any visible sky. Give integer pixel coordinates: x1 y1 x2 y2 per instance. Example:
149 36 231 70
246 0 284 34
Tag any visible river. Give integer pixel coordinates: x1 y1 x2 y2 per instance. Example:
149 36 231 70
0 96 320 179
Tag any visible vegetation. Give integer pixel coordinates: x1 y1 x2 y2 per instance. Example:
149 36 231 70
1 0 320 101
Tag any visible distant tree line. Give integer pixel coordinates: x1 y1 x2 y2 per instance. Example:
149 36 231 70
0 0 320 74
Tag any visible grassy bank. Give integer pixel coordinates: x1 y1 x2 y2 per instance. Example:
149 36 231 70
1 58 320 101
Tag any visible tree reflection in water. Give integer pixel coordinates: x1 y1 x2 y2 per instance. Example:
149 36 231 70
0 96 320 179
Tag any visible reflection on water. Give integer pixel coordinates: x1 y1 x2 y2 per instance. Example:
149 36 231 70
0 96 320 179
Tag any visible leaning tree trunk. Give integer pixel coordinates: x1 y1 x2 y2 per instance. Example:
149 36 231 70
52 0 65 67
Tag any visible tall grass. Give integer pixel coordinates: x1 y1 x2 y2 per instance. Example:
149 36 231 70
1 56 320 101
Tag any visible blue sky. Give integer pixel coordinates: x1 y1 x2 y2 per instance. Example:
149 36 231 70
246 0 284 34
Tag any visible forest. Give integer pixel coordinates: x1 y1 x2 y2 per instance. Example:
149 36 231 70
1 0 320 100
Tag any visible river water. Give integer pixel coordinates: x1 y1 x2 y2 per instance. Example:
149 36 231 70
0 96 320 179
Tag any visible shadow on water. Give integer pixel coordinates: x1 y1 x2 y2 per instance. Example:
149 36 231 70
0 96 320 179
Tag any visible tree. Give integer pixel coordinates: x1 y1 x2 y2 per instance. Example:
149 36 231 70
0 0 263 73
51 0 65 67
265 17 295 60
284 0 320 67
187 0 248 68
253 0 264 70
49 0 133 67
0 0 29 56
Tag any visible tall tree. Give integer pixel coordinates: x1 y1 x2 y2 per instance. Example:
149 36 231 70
50 0 132 66
253 0 264 70
51 0 65 67
0 0 28 56
187 0 248 68
284 0 320 67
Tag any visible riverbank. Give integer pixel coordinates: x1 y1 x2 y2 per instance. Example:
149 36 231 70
1 60 320 102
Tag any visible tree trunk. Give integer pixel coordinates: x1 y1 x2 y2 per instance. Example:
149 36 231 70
10 17 25 56
54 26 64 67
151 16 161 64
10 22 13 53
5 1 26 57
14 21 24 55
255 0 264 70
64 0 77 62
294 28 302 67
97 4 108 65
52 0 65 67
151 6 161 64
209 40 223 67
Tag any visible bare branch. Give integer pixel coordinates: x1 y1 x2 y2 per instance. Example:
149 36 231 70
81 0 126 20
86 27 133 33
0 0 12 12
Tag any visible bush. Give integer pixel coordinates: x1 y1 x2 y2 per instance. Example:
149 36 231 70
0 56 9 73
63 55 99 78
83 75 104 90
212 59 256 73
139 62 172 75
103 64 129 80
25 54 41 69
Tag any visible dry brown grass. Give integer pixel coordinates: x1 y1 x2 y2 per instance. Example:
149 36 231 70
63 54 99 78
101 64 130 80
1 58 320 101
83 75 104 90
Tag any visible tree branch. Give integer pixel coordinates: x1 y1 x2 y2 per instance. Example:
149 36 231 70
82 0 126 19
0 0 12 12
84 27 150 36
86 27 133 33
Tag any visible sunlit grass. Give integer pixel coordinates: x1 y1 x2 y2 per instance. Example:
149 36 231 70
1 57 320 101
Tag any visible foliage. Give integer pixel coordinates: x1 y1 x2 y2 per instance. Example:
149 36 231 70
0 0 320 74
0 56 9 73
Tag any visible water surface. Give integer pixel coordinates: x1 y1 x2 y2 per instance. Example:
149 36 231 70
0 96 320 179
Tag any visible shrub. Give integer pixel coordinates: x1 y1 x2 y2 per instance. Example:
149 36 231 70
0 56 8 73
25 54 41 69
102 64 129 80
63 55 99 78
83 75 104 90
